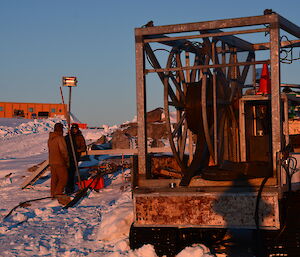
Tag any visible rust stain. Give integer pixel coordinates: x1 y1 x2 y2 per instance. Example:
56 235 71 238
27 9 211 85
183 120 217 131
135 194 278 228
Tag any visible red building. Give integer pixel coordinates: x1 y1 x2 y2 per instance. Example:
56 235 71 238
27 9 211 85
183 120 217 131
0 102 67 119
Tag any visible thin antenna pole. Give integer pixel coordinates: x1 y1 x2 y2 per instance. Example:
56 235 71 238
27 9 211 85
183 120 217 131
68 86 72 129
60 86 81 184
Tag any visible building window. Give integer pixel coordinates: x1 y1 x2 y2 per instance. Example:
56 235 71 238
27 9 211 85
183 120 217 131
13 109 25 118
0 107 3 111
29 107 34 112
59 109 62 113
51 108 56 113
38 112 49 118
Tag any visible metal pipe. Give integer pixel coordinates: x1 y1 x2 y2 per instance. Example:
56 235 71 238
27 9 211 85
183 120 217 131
185 52 193 165
135 14 274 36
68 87 72 130
144 28 269 44
59 87 67 120
201 74 214 160
145 60 270 74
212 42 218 165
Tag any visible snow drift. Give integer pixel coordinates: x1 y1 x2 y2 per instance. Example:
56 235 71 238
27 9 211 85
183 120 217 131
0 117 216 256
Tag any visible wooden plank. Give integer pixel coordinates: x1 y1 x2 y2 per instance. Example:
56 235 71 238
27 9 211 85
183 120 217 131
153 169 182 179
86 147 172 156
21 160 49 189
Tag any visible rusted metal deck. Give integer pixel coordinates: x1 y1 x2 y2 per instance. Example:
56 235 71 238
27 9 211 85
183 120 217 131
134 190 279 229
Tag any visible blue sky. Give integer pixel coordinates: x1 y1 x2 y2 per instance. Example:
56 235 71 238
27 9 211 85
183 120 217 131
0 0 299 126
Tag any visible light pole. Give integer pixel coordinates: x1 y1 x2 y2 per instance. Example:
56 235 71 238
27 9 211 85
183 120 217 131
62 76 81 184
62 76 78 128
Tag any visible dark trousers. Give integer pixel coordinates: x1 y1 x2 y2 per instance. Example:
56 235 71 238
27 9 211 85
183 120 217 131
65 162 77 194
50 164 68 197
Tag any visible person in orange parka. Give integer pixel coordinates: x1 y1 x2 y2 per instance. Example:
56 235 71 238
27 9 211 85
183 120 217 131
48 123 69 199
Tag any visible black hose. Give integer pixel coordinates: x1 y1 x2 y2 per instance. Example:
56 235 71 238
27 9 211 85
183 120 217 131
254 175 270 256
4 196 53 220
254 176 270 230
274 156 298 240
254 154 299 256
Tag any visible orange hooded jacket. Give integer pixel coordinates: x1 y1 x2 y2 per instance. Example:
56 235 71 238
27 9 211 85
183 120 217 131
48 131 69 167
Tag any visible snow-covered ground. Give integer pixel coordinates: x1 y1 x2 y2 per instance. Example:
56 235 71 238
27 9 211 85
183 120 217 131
0 118 216 257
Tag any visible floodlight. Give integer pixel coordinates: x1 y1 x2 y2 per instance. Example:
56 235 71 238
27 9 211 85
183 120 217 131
62 76 78 87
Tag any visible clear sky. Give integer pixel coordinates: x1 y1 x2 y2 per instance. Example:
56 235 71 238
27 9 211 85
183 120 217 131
1 0 299 126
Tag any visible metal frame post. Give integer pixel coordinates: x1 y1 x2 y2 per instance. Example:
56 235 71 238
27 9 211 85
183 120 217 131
270 17 282 175
135 34 147 179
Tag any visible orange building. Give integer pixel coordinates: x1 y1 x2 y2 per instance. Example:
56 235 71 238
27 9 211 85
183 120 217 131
0 102 67 119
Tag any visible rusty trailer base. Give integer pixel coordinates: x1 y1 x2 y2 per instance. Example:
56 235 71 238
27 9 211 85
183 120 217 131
133 189 280 230
130 190 300 257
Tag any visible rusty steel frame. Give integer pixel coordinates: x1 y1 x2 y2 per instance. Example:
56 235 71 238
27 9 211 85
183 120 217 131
133 191 280 229
134 12 300 229
135 11 300 183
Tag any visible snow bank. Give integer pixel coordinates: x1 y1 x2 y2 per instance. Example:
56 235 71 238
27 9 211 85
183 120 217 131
0 117 66 137
128 244 158 257
0 117 116 159
96 194 133 242
0 118 215 257
176 244 215 257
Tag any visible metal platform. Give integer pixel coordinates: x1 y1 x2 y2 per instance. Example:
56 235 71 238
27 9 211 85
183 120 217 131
134 189 280 230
